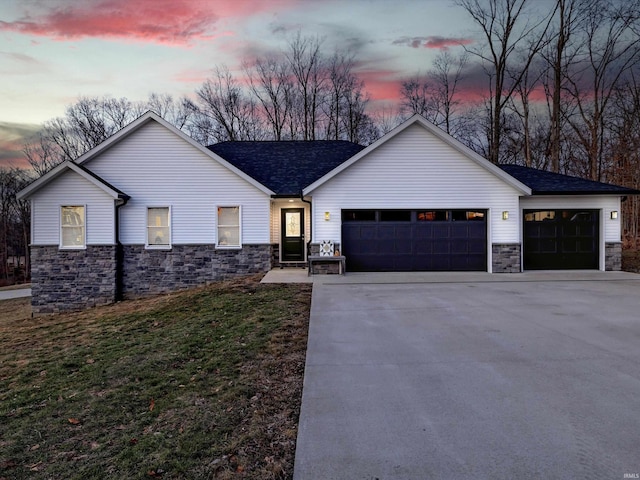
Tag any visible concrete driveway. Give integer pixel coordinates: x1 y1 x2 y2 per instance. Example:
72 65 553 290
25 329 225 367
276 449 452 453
294 272 640 480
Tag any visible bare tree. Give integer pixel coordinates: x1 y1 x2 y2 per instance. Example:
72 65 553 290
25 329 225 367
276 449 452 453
430 51 469 135
456 0 556 163
286 33 327 140
562 0 640 180
610 74 640 245
0 167 32 283
506 46 547 167
145 93 194 130
400 74 436 120
245 56 293 140
541 0 585 172
192 66 264 143
23 132 60 177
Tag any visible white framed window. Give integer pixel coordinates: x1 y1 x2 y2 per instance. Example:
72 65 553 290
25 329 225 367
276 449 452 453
147 206 171 248
60 205 86 249
217 206 241 248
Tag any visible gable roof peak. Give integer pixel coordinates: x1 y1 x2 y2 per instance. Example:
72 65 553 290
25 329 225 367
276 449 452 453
303 114 531 195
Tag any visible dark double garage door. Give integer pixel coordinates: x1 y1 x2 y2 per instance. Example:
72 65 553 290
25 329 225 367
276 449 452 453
341 208 600 272
341 209 487 272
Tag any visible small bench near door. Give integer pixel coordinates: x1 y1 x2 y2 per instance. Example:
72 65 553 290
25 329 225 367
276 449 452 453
308 255 346 275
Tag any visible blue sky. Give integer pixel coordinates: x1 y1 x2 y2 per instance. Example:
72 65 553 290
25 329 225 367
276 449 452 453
0 0 477 168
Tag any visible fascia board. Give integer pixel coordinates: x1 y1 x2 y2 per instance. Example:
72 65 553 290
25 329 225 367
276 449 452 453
304 114 532 196
17 160 124 200
77 111 275 196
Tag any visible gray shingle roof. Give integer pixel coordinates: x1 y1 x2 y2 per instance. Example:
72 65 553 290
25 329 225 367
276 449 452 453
499 164 640 195
208 141 365 196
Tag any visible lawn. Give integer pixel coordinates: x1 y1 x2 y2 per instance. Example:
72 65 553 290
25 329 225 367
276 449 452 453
0 275 311 479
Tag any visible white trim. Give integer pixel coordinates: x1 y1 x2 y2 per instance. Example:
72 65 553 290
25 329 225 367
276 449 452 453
59 204 86 250
17 160 125 200
303 114 532 196
145 206 172 250
76 112 275 196
216 205 242 249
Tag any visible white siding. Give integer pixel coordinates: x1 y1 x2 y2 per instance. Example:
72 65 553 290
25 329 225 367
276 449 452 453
311 123 523 244
520 195 622 243
31 169 115 245
86 121 270 245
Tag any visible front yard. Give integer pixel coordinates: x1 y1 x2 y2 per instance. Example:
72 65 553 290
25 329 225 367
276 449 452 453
0 275 311 479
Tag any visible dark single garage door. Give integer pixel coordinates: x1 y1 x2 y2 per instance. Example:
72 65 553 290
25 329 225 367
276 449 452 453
341 209 487 272
523 209 599 270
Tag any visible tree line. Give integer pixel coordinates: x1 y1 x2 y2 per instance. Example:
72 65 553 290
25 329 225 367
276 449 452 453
401 0 640 244
4 0 640 284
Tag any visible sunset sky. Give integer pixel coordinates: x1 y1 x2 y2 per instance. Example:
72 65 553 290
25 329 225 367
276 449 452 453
0 0 482 169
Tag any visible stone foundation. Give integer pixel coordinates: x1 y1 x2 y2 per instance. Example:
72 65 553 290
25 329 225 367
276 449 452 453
121 244 272 298
605 242 622 271
31 245 117 315
492 243 521 273
30 244 273 313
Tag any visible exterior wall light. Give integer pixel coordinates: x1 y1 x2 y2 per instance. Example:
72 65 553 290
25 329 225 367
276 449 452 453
502 211 509 220
611 210 618 220
324 211 331 221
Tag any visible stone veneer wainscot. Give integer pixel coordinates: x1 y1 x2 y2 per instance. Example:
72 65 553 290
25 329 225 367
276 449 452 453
121 244 272 298
492 243 521 273
30 244 272 314
30 245 117 315
605 242 622 271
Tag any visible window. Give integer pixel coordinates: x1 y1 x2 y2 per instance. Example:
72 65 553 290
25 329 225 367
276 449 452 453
417 210 448 221
525 211 555 222
380 210 411 222
147 207 171 248
61 206 85 248
342 210 376 222
217 206 241 247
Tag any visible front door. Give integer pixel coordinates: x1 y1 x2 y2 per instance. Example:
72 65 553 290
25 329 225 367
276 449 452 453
281 208 305 262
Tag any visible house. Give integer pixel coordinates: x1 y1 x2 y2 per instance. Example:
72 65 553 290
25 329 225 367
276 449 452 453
17 112 638 314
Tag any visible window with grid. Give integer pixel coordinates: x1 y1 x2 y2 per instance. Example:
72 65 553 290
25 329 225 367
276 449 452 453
61 206 85 248
147 207 171 248
217 206 241 247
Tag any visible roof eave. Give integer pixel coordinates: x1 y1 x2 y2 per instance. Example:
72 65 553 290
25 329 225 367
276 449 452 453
76 111 275 196
17 160 126 200
304 114 532 196
531 190 640 196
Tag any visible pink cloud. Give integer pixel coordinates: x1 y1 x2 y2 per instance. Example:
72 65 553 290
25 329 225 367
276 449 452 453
393 36 473 50
357 69 404 103
0 122 39 170
0 0 288 45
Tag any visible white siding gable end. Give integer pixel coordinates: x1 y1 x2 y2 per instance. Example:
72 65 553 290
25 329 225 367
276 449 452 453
310 121 527 245
30 168 117 245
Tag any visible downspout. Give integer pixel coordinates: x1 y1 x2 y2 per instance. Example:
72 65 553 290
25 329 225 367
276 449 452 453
115 196 129 302
300 190 312 259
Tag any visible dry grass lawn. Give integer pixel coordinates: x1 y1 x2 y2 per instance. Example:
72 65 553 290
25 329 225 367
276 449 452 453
0 275 311 479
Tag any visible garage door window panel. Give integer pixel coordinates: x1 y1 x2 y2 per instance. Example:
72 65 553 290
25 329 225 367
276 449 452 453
380 210 411 222
343 210 376 222
417 210 448 221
